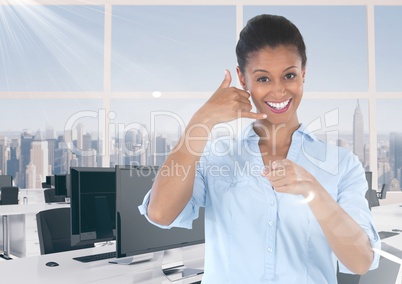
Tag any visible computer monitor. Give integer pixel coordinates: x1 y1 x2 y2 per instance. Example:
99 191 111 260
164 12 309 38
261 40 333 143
54 174 67 197
114 165 204 280
44 175 55 188
45 176 51 185
0 175 12 188
70 167 116 247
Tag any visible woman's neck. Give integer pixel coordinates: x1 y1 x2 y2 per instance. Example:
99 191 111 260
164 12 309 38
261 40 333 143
253 118 300 154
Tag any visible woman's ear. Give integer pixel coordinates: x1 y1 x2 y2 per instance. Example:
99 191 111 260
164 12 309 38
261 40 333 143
236 66 247 90
302 68 306 83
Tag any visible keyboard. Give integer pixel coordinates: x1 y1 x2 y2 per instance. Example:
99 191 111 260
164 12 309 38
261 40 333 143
378 231 399 240
73 251 116 263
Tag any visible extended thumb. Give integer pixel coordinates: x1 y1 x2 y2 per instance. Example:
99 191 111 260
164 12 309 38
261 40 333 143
218 69 232 89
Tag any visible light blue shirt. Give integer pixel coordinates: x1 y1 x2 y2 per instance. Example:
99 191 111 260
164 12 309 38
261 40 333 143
139 123 380 284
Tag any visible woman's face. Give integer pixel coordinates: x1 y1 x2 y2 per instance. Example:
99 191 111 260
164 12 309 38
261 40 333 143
237 45 305 127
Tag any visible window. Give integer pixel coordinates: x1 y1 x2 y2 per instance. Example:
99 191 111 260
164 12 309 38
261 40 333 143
0 2 401 192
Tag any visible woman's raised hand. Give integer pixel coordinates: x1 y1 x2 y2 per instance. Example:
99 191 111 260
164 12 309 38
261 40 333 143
194 69 267 127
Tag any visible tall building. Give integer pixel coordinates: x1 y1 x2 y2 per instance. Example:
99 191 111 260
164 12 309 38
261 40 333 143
25 163 36 189
54 135 71 175
123 130 141 166
0 136 6 175
47 138 58 174
76 123 84 150
7 143 19 180
19 130 34 188
76 123 84 166
353 100 364 163
155 135 168 166
83 132 92 151
29 130 50 188
389 132 402 184
46 124 55 140
82 149 97 167
80 132 97 167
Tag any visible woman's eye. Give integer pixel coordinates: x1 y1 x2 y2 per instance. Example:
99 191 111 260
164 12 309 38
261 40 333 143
257 77 270 83
284 73 296 80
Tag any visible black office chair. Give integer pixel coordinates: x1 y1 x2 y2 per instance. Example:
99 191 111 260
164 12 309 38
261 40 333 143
42 182 51 189
36 207 93 254
377 184 389 200
0 186 19 205
365 188 380 209
43 188 65 203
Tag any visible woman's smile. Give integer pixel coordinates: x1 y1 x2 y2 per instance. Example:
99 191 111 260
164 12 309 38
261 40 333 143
265 98 292 113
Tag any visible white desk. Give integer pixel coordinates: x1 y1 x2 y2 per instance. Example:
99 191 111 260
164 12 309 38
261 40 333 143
0 243 205 284
371 203 402 284
0 203 400 283
0 203 70 259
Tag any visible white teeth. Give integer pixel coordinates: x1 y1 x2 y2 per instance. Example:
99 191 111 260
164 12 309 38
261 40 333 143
266 99 290 110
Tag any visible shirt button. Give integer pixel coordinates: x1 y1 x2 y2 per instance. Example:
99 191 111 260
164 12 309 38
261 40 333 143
269 200 275 206
268 221 274 226
267 247 273 253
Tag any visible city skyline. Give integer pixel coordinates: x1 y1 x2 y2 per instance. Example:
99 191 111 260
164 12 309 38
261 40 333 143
1 98 401 191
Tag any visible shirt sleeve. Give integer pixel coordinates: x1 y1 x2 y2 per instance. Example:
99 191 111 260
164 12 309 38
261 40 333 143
336 151 381 273
137 155 207 230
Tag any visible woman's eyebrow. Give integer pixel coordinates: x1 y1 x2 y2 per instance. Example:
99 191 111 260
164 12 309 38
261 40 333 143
252 66 299 74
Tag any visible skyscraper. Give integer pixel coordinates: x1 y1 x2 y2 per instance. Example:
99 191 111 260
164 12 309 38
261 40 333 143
54 135 71 175
155 135 168 166
76 123 84 166
46 124 55 140
7 142 19 180
0 136 6 175
29 130 50 188
353 100 364 163
47 138 58 174
389 132 402 187
19 131 34 188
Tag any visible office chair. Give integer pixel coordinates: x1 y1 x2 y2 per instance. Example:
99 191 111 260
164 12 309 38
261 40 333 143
36 207 93 254
0 186 19 205
42 182 51 189
43 188 65 203
377 184 389 200
365 188 380 209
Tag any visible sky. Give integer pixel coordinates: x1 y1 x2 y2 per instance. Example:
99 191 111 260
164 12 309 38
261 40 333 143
0 4 401 136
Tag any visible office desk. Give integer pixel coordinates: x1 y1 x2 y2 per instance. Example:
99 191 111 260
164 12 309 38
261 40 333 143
371 203 402 284
0 203 70 259
0 243 205 284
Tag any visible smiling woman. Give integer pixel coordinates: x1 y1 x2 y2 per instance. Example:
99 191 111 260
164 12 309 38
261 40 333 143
144 13 380 284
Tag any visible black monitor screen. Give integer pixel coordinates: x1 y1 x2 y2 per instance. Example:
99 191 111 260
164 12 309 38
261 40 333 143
116 165 205 258
70 167 116 247
0 175 12 188
54 175 67 196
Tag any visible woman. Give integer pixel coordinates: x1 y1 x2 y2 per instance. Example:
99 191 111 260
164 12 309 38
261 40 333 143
140 14 380 283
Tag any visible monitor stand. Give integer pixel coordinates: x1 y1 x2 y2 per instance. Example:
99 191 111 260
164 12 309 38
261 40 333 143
109 252 154 265
161 248 204 281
